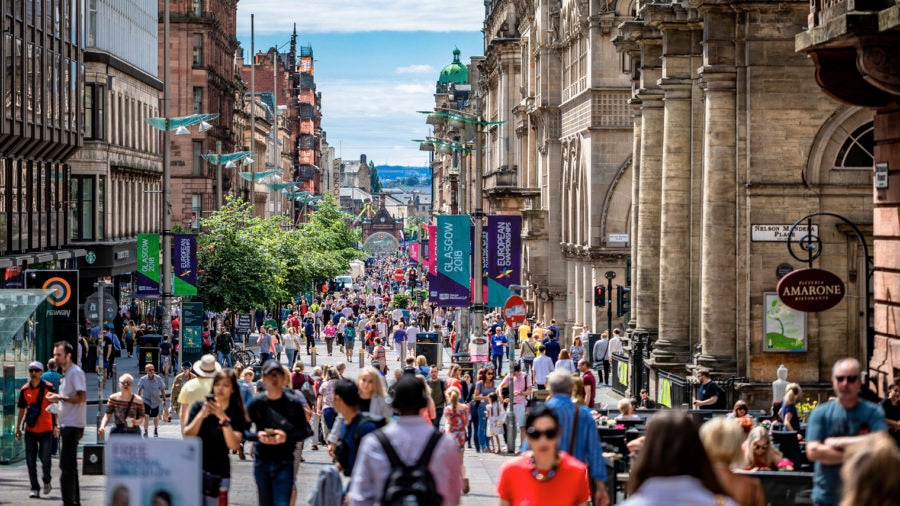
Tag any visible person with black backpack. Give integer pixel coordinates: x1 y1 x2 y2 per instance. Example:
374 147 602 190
330 380 379 477
348 375 462 506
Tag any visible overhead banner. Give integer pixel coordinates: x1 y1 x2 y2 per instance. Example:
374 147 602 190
432 215 471 307
25 270 79 358
409 243 420 264
173 234 198 296
136 234 160 297
487 215 522 308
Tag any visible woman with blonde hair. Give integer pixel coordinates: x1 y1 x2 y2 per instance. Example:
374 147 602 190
616 398 642 421
743 426 784 471
840 432 900 506
98 373 145 436
779 383 802 431
444 388 471 494
700 418 765 506
357 366 392 420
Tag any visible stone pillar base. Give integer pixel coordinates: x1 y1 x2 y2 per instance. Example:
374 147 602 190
691 354 737 376
651 337 691 365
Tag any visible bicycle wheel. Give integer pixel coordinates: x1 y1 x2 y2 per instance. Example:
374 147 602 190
232 350 250 367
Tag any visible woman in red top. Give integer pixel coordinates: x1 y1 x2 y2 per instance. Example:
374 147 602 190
497 406 591 506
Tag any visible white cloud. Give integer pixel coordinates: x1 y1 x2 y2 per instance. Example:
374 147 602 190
395 64 435 75
237 0 483 35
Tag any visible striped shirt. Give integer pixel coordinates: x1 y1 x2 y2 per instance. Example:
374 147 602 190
544 394 607 482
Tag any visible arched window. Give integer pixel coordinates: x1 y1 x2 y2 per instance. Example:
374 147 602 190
834 122 874 170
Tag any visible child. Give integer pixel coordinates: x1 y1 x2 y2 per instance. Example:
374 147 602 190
485 392 506 454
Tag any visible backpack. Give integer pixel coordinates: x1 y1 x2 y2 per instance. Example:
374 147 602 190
333 415 388 476
375 430 443 506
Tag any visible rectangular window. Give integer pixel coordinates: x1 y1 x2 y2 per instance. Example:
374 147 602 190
97 175 105 239
69 175 94 241
192 140 203 176
192 34 203 66
191 194 201 229
192 87 202 114
192 0 202 16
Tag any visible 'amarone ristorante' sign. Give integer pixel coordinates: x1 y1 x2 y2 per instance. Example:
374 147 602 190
776 268 845 312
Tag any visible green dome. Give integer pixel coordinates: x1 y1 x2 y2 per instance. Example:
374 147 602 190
438 48 468 85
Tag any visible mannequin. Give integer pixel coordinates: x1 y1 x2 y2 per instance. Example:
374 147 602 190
772 364 788 406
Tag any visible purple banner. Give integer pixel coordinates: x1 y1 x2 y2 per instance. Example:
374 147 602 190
173 234 198 296
487 215 522 308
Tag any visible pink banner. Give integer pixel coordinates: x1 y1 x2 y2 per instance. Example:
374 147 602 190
410 243 420 263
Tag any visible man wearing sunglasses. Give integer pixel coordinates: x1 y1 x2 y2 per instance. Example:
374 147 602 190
806 358 887 506
15 361 57 498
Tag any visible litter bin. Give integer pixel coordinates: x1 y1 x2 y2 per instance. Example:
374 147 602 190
137 333 162 371
415 332 441 368
587 333 601 365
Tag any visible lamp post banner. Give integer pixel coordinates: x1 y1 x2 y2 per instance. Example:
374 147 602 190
426 224 437 275
136 234 160 297
172 234 198 296
487 215 522 308
410 243 420 263
432 215 471 307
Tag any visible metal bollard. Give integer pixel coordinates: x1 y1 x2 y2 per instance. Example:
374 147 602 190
96 373 105 443
112 363 118 394
505 406 517 454
359 348 365 368
310 347 317 368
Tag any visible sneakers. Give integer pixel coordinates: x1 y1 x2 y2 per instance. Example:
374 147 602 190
143 429 148 438
153 428 158 437
42 482 51 495
29 490 39 499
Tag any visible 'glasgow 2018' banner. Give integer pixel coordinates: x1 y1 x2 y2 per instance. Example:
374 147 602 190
432 215 471 307
136 234 160 297
487 215 522 308
173 234 198 296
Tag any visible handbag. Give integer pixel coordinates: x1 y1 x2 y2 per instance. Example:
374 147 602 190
23 383 46 428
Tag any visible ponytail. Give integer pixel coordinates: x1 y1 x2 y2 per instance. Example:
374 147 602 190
449 387 460 410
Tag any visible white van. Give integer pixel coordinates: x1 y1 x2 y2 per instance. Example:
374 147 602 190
334 275 353 290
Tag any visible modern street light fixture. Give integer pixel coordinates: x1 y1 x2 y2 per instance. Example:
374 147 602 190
202 150 254 208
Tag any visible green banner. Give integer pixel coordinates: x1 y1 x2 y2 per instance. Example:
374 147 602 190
182 302 204 364
659 377 672 407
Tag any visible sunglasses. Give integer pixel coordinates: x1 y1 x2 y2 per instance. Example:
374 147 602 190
526 427 559 440
835 375 859 384
753 444 769 450
28 369 42 373
120 381 133 386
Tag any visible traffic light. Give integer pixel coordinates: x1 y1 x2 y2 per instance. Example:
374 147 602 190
617 285 631 317
594 285 606 307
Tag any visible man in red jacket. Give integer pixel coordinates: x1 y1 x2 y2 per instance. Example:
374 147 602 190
16 361 58 498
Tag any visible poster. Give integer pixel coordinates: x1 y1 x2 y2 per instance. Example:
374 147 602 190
659 377 672 408
487 215 522 308
468 336 490 363
136 234 160 297
106 437 201 505
172 234 197 296
24 270 79 358
181 302 204 364
432 215 471 307
763 291 807 352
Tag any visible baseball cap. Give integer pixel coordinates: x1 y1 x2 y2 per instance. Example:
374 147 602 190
262 360 285 376
181 361 192 370
28 361 44 372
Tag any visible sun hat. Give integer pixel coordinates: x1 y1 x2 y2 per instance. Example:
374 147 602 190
192 354 222 378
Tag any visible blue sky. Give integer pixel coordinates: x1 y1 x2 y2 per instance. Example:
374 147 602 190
235 1 484 168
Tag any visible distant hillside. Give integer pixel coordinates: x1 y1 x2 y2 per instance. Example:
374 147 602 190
376 165 431 181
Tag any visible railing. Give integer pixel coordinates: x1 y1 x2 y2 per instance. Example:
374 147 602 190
611 352 629 396
483 165 518 190
808 0 893 29
657 369 688 408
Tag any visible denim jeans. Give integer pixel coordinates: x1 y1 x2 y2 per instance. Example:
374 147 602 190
259 352 271 364
25 430 53 491
477 408 489 449
285 349 297 367
59 427 83 506
492 353 504 375
253 459 294 506
323 407 337 433
470 404 482 451
217 350 233 368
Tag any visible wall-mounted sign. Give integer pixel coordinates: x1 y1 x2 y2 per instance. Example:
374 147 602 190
775 263 794 280
776 268 845 312
608 233 629 243
875 162 889 190
751 224 818 242
763 292 807 352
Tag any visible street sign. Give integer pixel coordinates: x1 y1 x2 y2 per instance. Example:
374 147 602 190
503 295 527 327
393 269 405 282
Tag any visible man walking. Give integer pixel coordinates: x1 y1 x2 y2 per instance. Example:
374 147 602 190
348 375 462 505
245 360 311 506
16 361 56 498
499 363 532 449
806 358 886 506
332 379 379 477
490 327 508 375
579 360 597 409
531 346 554 390
528 371 609 506
592 332 610 385
540 329 560 365
693 369 727 410
136 364 167 437
427 366 447 429
46 341 86 506
215 329 235 368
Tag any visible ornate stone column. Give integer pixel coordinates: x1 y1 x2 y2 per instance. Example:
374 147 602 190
654 24 699 366
697 7 737 372
628 101 642 332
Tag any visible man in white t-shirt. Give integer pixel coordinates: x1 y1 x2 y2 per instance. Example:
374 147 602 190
46 341 86 506
531 345 554 390
405 323 420 356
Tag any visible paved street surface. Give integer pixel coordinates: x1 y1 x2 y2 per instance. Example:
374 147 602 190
0 343 622 504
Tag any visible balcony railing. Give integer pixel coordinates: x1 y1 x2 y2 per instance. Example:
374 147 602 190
808 0 893 28
483 165 518 190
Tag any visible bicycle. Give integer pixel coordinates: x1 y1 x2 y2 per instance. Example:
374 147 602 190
231 346 260 367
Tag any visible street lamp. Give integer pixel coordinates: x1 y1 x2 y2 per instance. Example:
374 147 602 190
418 109 503 353
201 150 254 208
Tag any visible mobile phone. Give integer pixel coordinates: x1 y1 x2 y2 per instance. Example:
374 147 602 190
264 428 275 437
206 393 215 402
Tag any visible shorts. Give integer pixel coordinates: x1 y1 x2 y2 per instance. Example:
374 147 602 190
145 404 160 417
345 339 355 350
513 404 526 427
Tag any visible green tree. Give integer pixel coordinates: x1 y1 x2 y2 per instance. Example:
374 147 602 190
369 161 382 193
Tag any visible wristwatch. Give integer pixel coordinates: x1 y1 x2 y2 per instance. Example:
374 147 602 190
219 418 231 427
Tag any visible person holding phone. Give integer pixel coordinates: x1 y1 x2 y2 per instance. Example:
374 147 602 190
184 369 247 505
98 374 145 436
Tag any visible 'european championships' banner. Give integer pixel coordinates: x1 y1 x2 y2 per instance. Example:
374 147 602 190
487 215 522 308
173 234 198 296
136 234 160 297
432 215 471 307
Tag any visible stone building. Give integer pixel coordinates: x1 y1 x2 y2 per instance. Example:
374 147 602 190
479 0 633 340
613 0 874 405
797 0 900 392
295 44 323 197
158 0 240 227
68 0 164 296
339 154 371 192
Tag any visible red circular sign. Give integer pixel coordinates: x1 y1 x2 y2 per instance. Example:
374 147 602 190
393 269 405 282
503 295 527 326
776 268 845 312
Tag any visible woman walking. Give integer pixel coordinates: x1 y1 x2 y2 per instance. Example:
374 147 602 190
97 374 145 436
323 320 336 356
444 388 471 495
473 367 497 452
283 327 300 368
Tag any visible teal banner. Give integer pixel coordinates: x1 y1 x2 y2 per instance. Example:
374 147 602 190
434 215 471 306
181 302 204 364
